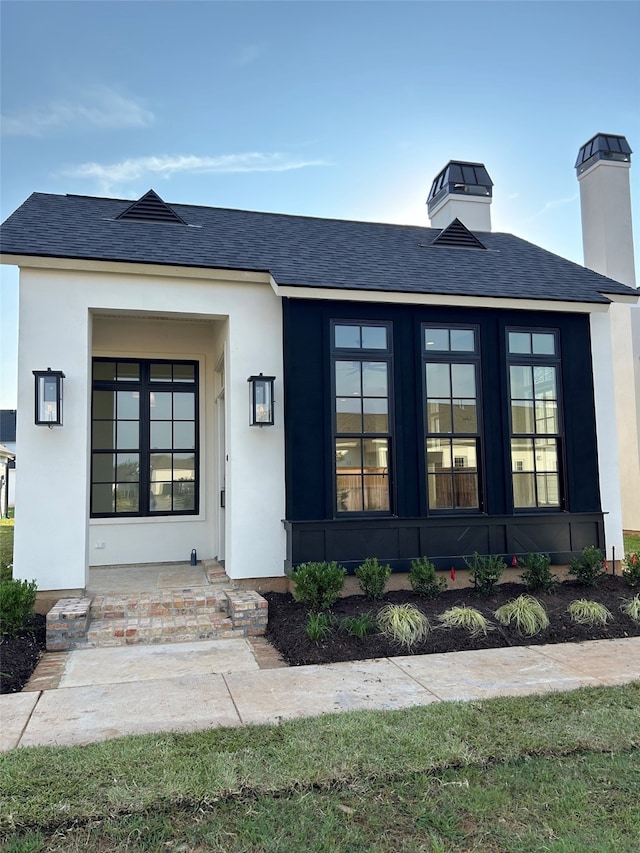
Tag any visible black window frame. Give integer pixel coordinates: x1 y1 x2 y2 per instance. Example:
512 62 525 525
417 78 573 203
422 322 484 514
90 358 199 518
331 320 394 516
506 327 565 512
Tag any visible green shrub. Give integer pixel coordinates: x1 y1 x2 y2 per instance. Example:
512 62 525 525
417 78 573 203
376 603 430 649
464 552 506 595
0 578 38 637
569 546 606 586
304 611 335 642
409 557 446 598
339 613 376 639
622 552 640 588
355 557 391 600
292 561 346 611
494 595 549 637
567 599 613 627
438 605 492 638
518 552 558 592
620 594 640 623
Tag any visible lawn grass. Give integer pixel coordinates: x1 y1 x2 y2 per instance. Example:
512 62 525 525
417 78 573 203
625 531 640 554
1 683 639 850
0 517 14 579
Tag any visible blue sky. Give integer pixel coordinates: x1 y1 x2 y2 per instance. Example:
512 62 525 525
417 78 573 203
1 0 639 407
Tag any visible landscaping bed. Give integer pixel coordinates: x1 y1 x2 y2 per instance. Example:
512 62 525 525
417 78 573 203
0 614 46 694
265 575 640 666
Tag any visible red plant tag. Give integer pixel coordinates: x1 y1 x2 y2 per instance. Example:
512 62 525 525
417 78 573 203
512 555 518 567
450 566 456 581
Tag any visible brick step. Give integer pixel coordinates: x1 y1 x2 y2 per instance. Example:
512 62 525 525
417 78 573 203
85 612 244 647
90 590 227 621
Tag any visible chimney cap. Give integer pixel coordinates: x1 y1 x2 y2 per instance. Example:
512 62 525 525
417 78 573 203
575 133 632 174
427 160 493 212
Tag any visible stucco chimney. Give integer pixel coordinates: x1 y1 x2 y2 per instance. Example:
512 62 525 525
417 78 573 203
576 132 640 532
427 160 493 232
575 133 635 287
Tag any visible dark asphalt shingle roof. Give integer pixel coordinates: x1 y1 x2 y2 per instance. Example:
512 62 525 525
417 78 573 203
1 191 636 304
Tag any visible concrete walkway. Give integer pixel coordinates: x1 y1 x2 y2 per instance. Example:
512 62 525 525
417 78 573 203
1 637 639 751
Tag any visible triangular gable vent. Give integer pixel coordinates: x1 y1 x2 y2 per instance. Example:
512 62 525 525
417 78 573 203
116 189 187 224
431 218 486 249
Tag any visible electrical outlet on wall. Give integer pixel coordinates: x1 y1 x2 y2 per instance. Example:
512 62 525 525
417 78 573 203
95 541 105 549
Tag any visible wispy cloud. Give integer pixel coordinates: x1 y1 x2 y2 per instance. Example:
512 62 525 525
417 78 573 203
1 87 154 136
525 193 579 221
232 44 263 67
62 152 328 192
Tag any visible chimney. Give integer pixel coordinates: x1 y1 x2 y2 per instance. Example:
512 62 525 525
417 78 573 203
427 160 493 232
575 133 636 287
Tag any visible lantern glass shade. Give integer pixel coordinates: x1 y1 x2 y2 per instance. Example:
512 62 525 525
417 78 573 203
247 374 275 426
33 369 65 425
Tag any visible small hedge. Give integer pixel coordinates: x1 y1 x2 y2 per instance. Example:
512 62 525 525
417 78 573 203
0 578 38 637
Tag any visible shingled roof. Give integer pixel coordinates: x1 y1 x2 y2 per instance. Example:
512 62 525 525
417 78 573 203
1 191 636 304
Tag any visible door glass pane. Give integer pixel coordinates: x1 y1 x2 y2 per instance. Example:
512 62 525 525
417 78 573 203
93 390 115 419
334 325 361 348
117 390 139 420
150 363 172 382
362 362 387 397
451 364 476 397
116 362 140 381
150 482 172 512
335 361 361 397
116 421 139 449
92 483 114 514
426 400 452 433
425 363 450 397
93 361 116 381
450 328 475 352
92 453 114 482
424 328 449 351
509 332 531 354
452 401 477 432
116 453 139 482
150 392 172 420
336 398 362 433
150 422 172 449
93 421 115 450
363 398 388 433
173 363 195 383
173 392 194 420
361 326 387 349
513 473 536 507
510 365 533 399
173 482 195 511
115 483 139 513
174 422 195 449
336 475 363 512
174 452 196 481
532 333 555 355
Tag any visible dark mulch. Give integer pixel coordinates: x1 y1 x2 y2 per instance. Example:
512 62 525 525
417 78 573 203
0 614 46 694
265 575 640 666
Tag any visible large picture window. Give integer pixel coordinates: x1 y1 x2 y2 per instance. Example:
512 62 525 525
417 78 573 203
423 325 481 511
91 359 198 517
508 330 562 509
332 322 392 513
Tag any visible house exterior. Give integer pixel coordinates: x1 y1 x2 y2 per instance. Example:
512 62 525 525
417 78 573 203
0 410 16 511
0 138 637 593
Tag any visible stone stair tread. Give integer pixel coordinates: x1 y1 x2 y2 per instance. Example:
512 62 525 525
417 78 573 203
85 613 242 646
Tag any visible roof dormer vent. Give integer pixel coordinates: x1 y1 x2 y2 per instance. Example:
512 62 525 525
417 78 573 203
116 189 187 224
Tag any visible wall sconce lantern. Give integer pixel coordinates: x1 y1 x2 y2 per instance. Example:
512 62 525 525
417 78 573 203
247 373 275 426
33 368 65 427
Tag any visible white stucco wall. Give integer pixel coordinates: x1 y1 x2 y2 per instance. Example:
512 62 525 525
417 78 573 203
589 311 625 558
14 265 286 590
